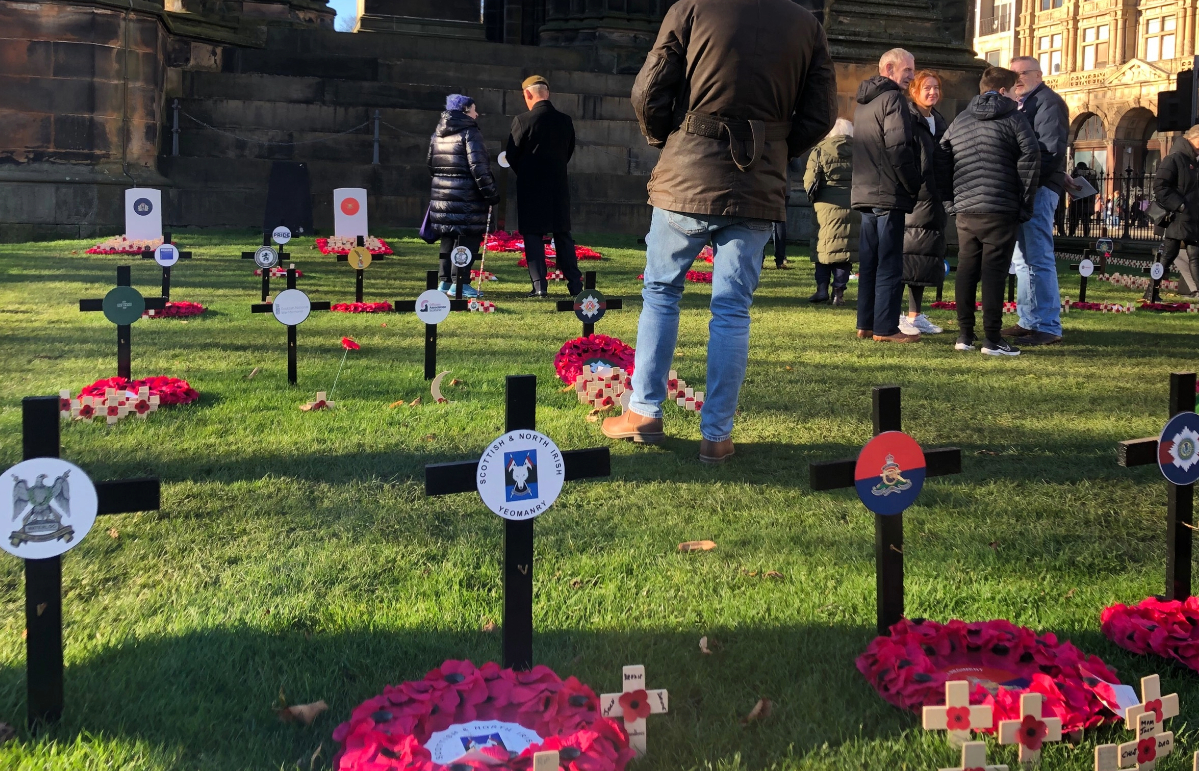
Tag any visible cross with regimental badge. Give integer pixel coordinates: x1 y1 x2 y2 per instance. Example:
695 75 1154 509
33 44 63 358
555 270 623 337
241 224 292 301
78 265 167 379
394 270 470 380
138 230 192 301
600 665 668 757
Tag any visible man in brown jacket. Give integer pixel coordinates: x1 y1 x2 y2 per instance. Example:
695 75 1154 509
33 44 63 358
601 0 836 463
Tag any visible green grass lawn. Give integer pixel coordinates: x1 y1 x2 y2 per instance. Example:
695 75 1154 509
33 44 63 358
0 229 1196 770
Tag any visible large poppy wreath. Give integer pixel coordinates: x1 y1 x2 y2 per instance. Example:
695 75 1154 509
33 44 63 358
856 618 1125 732
1101 596 1199 672
554 335 636 385
333 660 635 771
144 301 205 319
79 376 199 407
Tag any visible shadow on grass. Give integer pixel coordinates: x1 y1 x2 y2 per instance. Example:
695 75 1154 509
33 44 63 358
0 623 906 769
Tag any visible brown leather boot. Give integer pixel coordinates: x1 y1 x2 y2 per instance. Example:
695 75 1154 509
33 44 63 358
601 410 665 444
699 438 735 464
856 329 873 339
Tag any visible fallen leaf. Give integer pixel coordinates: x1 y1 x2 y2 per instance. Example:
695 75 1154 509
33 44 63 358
699 636 711 655
423 433 435 441
988 541 999 551
0 722 13 745
764 570 784 580
277 700 328 726
408 397 421 407
107 528 119 539
570 578 582 589
482 620 498 633
785 366 792 371
389 400 406 408
741 698 772 725
450 379 461 386
1064 587 1077 599
21 629 26 640
561 384 576 393
380 323 387 327
247 367 260 380
678 540 717 552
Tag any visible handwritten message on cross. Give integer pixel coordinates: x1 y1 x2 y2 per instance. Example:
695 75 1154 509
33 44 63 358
78 265 167 379
922 680 993 748
997 692 1062 767
1096 709 1174 771
600 665 668 757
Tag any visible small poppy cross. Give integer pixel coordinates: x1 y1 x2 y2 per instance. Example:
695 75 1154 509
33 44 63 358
1124 674 1178 735
600 665 668 758
997 693 1063 766
939 740 1008 771
923 680 994 748
1095 710 1174 771
532 750 558 771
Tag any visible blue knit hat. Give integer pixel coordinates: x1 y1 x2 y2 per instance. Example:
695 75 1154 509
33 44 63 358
446 94 474 112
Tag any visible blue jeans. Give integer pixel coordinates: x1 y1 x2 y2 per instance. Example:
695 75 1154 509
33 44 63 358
1011 187 1062 335
856 208 906 336
629 207 773 442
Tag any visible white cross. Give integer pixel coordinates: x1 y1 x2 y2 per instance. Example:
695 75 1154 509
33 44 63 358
532 750 558 771
1096 711 1174 771
923 680 994 747
1125 674 1178 734
997 692 1063 766
939 740 1008 771
600 665 668 757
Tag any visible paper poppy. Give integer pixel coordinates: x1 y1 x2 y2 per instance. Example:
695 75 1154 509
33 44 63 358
554 334 636 385
1018 714 1048 751
85 236 171 255
332 660 634 771
341 337 361 351
685 270 713 283
618 690 651 722
331 301 393 313
1138 736 1157 764
945 706 972 730
1101 596 1199 672
486 230 603 260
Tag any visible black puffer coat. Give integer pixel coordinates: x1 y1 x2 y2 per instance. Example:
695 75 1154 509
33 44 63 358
939 92 1040 220
850 75 922 213
427 110 499 235
1153 138 1199 242
903 106 951 287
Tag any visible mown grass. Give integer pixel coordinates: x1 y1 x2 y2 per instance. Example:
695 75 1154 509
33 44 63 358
0 228 1196 770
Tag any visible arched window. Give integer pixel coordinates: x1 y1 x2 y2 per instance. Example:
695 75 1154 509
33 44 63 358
1075 114 1107 141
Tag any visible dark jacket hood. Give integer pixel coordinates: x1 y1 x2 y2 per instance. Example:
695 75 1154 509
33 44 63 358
1170 136 1197 160
857 75 901 105
436 110 477 137
967 92 1018 121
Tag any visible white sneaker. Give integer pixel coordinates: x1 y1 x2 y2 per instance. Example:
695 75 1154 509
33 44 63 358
898 317 921 336
911 313 943 334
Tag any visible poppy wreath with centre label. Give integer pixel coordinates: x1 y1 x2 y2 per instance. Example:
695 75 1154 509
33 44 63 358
332 660 635 771
78 376 199 407
144 301 205 318
554 335 635 385
315 236 393 255
1101 596 1199 672
856 618 1125 732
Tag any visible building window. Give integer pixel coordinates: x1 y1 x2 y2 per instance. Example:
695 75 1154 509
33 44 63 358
1146 16 1176 62
985 50 1002 65
1040 0 1063 10
1038 32 1064 74
1075 114 1107 141
1082 24 1109 70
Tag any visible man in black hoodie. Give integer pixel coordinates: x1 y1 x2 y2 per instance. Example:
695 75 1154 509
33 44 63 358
940 66 1040 356
851 48 923 343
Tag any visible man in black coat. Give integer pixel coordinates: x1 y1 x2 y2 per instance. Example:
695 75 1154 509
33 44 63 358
505 76 584 298
1152 126 1199 297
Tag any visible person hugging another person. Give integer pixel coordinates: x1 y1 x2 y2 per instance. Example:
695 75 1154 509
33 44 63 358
805 118 858 305
899 70 952 337
426 94 499 299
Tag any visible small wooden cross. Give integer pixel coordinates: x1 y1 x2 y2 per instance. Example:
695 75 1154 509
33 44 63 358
300 391 335 411
939 741 1008 771
532 751 559 771
393 270 470 381
554 271 623 337
600 665 668 758
922 680 993 747
78 266 167 380
997 692 1062 766
1125 674 1179 734
1096 710 1175 771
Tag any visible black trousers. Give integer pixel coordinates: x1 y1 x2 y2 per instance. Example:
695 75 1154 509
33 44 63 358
1160 238 1199 294
773 220 787 265
955 213 1019 343
438 234 482 285
524 231 583 294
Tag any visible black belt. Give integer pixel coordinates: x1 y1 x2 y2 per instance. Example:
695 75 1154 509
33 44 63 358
682 112 791 171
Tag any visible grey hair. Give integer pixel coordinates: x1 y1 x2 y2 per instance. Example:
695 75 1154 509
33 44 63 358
879 48 913 71
1184 124 1199 140
829 118 854 138
1010 55 1041 71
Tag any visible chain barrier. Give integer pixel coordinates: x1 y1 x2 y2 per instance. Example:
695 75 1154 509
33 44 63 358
180 111 371 146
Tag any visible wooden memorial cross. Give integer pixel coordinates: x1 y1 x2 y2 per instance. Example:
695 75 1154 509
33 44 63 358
997 692 1063 766
531 751 559 771
922 680 993 748
13 396 160 728
1095 709 1174 771
1117 371 1196 600
250 267 331 385
940 741 1008 771
555 270 624 337
241 225 292 302
393 270 470 381
600 665 668 757
1125 674 1179 734
424 374 610 670
336 235 383 304
138 231 193 301
808 386 962 634
78 265 167 380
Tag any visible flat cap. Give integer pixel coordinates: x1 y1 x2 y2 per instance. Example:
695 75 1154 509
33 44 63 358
521 75 550 90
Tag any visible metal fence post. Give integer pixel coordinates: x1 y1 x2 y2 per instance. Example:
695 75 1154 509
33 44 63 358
171 99 180 157
372 110 380 165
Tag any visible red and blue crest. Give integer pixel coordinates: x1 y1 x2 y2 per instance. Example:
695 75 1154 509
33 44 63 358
854 431 926 515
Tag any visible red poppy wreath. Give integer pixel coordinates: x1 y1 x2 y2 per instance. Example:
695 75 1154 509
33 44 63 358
856 618 1126 733
332 301 394 313
332 660 635 771
144 301 205 319
554 335 635 385
1101 596 1199 672
78 376 199 407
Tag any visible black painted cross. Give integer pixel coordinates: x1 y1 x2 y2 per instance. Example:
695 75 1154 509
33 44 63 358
78 265 167 380
241 228 292 302
393 270 470 380
808 386 963 634
138 231 193 301
1069 248 1096 303
251 267 332 385
554 271 624 337
424 375 611 670
334 236 381 304
12 395 160 729
1118 371 1196 600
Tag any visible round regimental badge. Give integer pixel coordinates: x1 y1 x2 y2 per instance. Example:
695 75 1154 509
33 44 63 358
154 243 180 267
254 246 279 269
415 289 451 325
451 246 473 268
1079 258 1094 278
476 430 566 520
1151 262 1166 281
272 226 292 245
0 459 98 559
1158 411 1199 485
573 288 607 323
1096 237 1114 256
103 286 146 325
132 197 153 216
271 288 312 326
854 431 927 515
348 245 372 270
